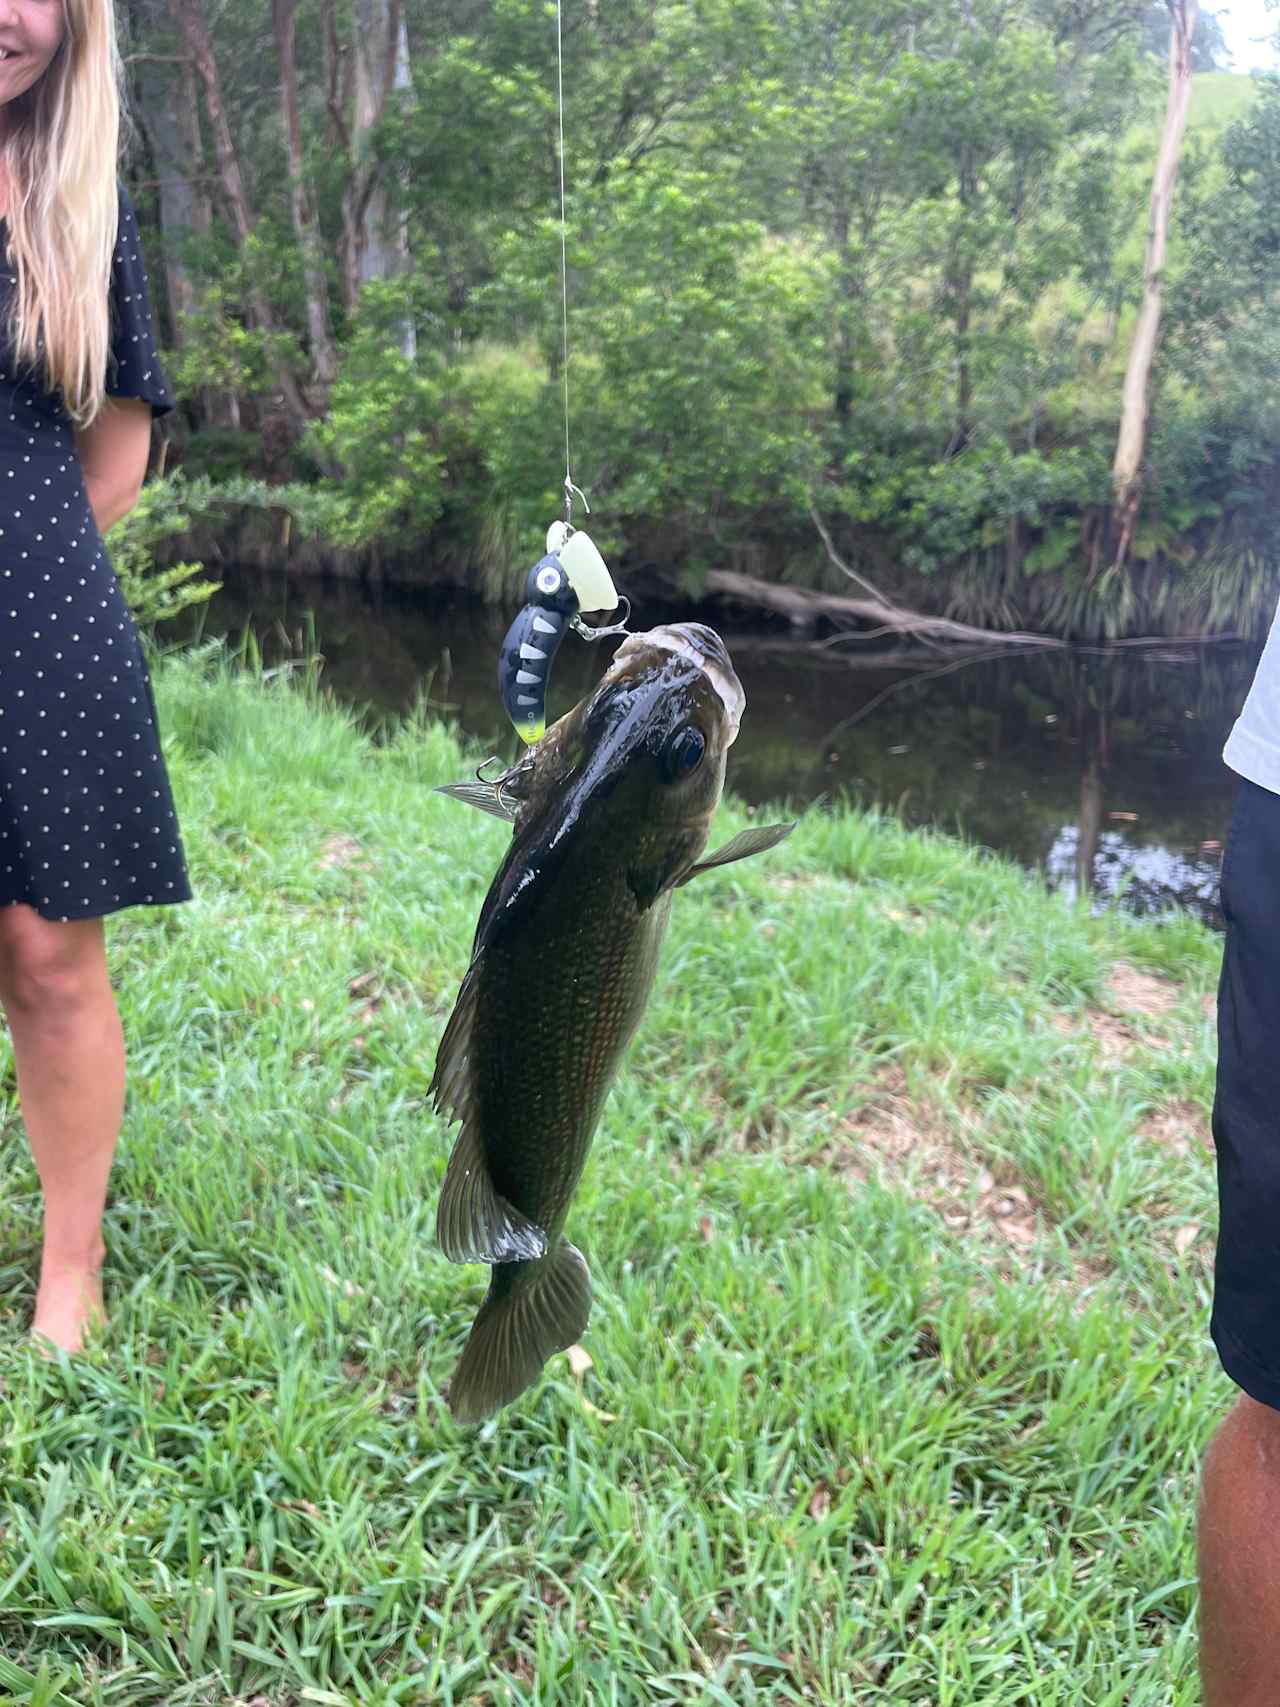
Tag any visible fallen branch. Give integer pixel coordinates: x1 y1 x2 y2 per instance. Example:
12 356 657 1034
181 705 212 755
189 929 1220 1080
703 565 1065 651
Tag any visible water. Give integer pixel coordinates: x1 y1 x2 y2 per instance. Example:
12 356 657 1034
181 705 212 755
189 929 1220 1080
182 567 1264 924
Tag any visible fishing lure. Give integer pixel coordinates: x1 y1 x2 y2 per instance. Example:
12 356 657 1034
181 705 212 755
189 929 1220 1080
498 527 627 745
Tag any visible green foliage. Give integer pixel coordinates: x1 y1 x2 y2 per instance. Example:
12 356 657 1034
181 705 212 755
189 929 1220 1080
130 0 1280 630
479 167 829 562
836 439 1110 573
105 477 219 633
303 280 449 548
164 283 284 402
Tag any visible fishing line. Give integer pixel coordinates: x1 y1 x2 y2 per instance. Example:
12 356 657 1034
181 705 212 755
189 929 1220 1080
555 0 581 526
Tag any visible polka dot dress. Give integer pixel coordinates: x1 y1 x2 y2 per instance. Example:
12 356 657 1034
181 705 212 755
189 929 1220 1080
0 183 191 922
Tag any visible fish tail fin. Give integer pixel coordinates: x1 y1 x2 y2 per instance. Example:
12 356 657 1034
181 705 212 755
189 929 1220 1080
446 1241 592 1425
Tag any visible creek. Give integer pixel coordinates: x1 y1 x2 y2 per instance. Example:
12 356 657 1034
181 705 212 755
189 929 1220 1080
183 567 1263 925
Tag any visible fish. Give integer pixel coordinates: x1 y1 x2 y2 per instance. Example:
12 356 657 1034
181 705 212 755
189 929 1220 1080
430 621 794 1424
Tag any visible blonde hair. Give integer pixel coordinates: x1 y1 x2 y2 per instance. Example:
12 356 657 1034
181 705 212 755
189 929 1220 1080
3 0 122 426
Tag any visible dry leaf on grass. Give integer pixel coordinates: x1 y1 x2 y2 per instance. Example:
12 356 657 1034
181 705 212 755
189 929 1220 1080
808 1482 832 1520
565 1343 593 1378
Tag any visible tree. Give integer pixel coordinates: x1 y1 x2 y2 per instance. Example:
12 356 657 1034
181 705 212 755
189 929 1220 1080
273 0 339 385
1111 0 1199 570
169 0 312 434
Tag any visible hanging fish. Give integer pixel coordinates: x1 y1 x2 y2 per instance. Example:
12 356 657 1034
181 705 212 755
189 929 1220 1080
497 528 623 745
432 622 795 1423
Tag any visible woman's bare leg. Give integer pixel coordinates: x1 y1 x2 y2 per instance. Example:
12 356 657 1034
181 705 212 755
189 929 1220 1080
0 905 124 1350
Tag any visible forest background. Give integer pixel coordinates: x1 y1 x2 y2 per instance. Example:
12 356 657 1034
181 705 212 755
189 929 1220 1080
121 0 1280 641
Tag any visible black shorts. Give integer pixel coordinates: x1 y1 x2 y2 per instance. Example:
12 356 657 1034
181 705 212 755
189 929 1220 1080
1212 776 1280 1410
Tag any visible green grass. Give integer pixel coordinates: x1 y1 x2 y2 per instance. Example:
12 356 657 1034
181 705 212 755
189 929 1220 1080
0 647 1227 1704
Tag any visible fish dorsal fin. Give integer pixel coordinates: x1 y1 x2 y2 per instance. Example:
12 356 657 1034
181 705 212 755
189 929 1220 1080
676 821 796 885
435 780 519 824
430 960 549 1264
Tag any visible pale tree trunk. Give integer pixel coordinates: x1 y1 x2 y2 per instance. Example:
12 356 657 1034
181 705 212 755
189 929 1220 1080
332 0 414 355
169 0 312 437
273 0 339 386
1110 0 1198 570
152 54 240 429
337 0 401 307
389 6 416 362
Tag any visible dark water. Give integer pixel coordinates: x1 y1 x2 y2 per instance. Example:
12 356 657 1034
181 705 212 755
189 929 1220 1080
182 568 1266 924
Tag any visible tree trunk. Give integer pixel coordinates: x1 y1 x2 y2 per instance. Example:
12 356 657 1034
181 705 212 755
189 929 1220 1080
948 151 977 453
337 0 404 313
155 55 208 340
1111 0 1199 569
832 202 857 428
169 0 311 436
273 0 339 386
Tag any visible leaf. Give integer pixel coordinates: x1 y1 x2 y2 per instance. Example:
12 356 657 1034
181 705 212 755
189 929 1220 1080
1174 1222 1201 1256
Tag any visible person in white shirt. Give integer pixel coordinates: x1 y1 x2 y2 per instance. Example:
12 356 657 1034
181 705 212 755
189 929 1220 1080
1199 599 1280 1704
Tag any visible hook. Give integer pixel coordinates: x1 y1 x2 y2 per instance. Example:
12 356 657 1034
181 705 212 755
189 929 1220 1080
569 595 631 642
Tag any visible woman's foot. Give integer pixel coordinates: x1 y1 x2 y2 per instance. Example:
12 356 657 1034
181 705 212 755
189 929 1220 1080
31 1244 105 1353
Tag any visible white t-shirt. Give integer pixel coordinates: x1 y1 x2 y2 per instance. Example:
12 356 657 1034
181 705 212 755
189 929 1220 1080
1225 594 1280 795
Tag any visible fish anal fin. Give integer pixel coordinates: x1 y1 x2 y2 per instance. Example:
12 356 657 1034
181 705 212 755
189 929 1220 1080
436 1122 548 1264
676 821 796 885
447 1241 592 1424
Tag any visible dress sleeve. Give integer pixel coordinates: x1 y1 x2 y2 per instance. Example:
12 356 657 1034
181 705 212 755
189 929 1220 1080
105 183 174 417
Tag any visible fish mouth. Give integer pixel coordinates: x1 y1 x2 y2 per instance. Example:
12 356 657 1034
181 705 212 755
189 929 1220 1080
534 623 738 855
610 622 744 743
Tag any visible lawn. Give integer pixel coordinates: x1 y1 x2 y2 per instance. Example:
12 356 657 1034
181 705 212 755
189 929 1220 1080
0 647 1226 1705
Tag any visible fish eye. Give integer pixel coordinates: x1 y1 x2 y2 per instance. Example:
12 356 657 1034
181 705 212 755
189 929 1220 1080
535 564 564 598
661 724 706 782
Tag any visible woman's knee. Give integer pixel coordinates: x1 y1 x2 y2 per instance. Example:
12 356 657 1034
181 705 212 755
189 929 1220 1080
0 906 107 1023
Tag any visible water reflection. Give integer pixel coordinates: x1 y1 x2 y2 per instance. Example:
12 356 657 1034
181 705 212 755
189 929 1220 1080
1047 829 1225 918
178 569 1262 924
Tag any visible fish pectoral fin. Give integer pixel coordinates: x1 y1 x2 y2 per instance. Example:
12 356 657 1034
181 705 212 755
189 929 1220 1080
434 780 519 824
676 821 797 884
436 1123 549 1264
447 1240 593 1424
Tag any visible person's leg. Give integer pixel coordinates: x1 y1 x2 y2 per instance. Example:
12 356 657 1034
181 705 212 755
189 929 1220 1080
0 905 124 1350
1199 1393 1280 1706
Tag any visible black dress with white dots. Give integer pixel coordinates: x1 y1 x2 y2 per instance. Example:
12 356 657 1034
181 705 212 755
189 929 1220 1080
0 183 191 923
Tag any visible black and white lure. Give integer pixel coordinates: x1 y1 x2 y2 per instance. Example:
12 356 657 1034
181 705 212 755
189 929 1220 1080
497 523 628 745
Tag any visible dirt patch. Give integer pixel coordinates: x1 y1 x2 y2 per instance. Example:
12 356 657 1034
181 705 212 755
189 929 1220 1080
1137 1098 1213 1158
318 833 371 871
1105 963 1179 1018
832 1069 1057 1264
1047 963 1183 1059
1086 1010 1171 1060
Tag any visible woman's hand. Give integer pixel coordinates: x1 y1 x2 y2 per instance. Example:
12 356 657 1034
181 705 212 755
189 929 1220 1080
72 397 153 533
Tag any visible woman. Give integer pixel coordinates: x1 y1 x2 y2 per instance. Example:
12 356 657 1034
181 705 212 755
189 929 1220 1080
0 0 189 1351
